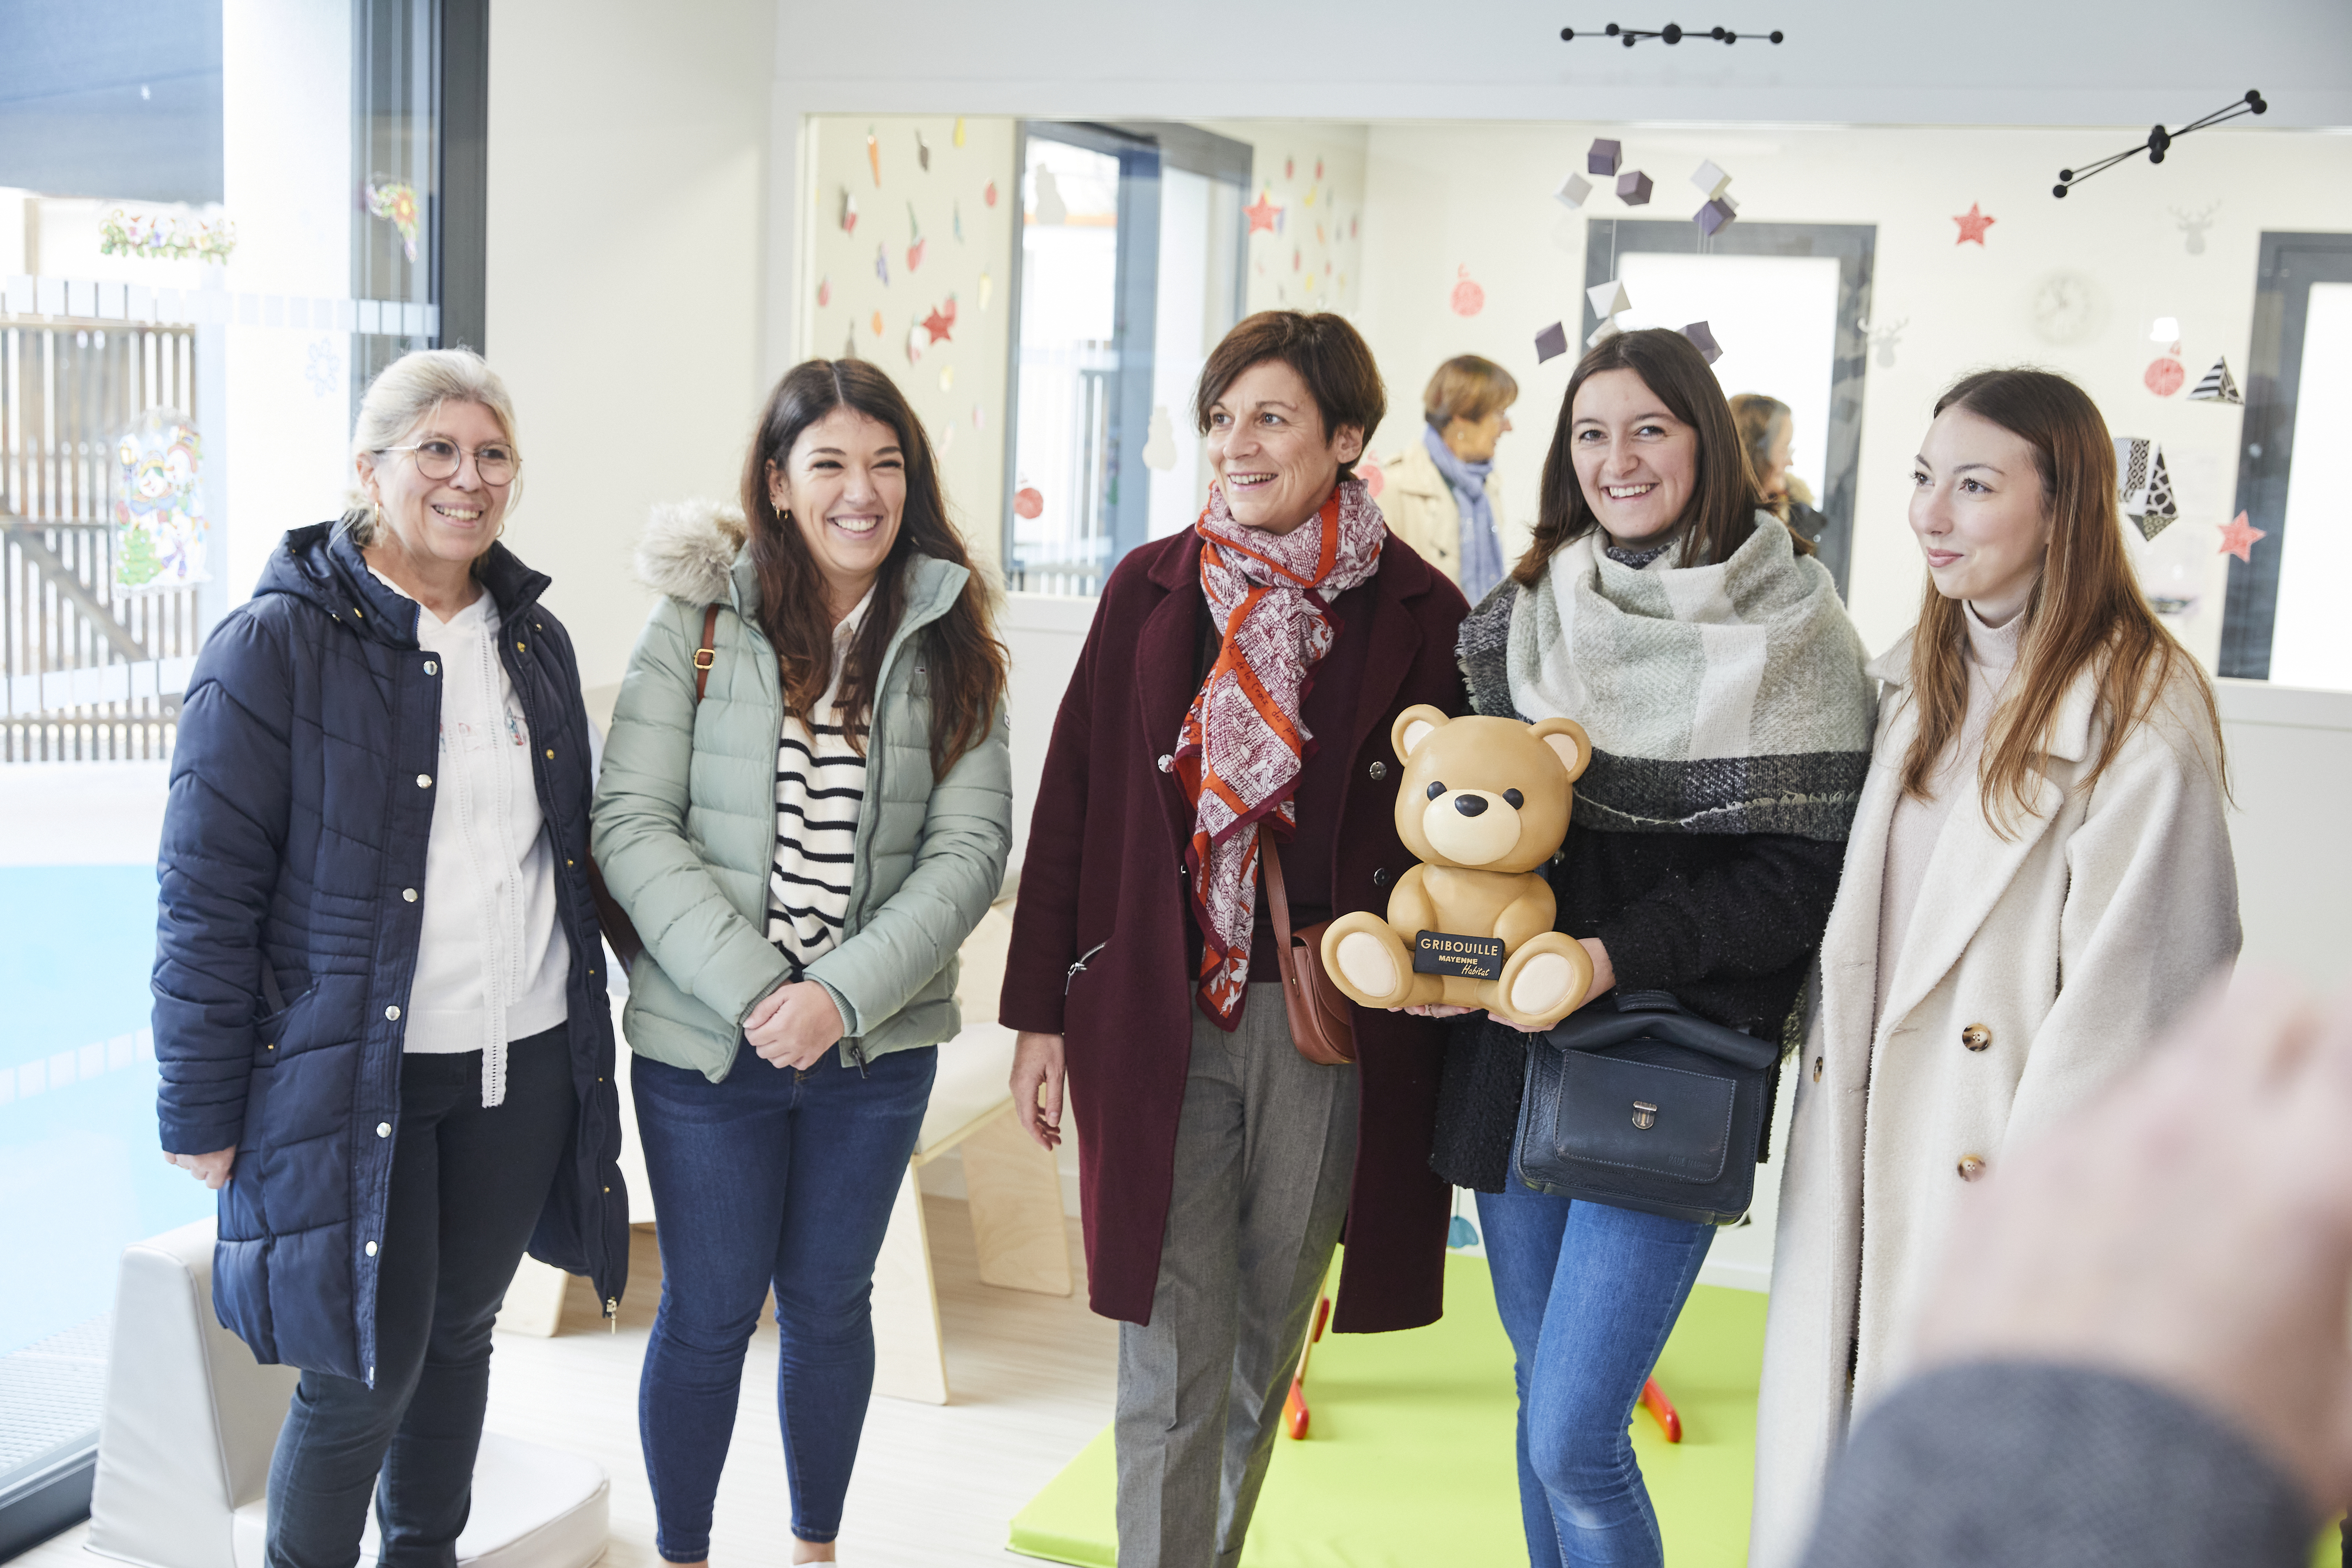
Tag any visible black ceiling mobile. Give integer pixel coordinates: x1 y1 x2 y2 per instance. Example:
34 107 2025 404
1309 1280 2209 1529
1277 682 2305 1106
2052 92 2268 198
1559 22 1784 45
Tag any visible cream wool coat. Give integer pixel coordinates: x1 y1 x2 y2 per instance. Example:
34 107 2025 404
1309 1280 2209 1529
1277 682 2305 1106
1376 435 1503 588
1748 632 2239 1568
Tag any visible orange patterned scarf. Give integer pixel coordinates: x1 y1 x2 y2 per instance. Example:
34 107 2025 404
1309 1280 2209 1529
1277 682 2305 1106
1173 477 1386 1027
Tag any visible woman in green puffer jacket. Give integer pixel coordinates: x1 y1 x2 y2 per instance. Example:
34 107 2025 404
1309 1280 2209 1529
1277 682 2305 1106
591 358 1009 1566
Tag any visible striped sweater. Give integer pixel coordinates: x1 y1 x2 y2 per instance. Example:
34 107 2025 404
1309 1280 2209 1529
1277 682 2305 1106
766 590 872 967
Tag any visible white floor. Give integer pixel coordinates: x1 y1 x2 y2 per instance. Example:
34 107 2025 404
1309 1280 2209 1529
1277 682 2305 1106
25 1201 1119 1568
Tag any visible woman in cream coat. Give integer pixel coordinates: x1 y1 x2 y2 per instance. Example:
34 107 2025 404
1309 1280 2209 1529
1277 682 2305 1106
1751 369 2239 1568
1378 354 1516 600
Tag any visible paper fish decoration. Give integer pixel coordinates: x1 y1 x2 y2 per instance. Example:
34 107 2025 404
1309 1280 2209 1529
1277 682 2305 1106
1534 322 1570 363
1450 266 1485 317
1682 320 1723 364
866 128 880 185
2188 356 2241 404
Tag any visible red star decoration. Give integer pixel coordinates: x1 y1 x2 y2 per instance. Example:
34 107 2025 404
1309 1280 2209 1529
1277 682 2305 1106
1953 203 1996 245
921 298 956 344
1244 191 1283 234
2218 510 2268 562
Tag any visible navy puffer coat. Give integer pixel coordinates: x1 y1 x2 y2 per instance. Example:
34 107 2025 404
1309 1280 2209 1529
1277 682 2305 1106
153 521 627 1384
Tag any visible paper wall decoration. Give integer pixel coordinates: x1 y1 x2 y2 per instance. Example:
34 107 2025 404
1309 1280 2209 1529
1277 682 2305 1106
1588 139 1622 176
1682 321 1723 364
1285 156 1295 180
1534 322 1571 363
1245 191 1283 234
1690 160 1731 199
1953 204 1996 245
916 130 931 171
844 323 858 359
870 310 884 336
100 207 238 265
1616 170 1653 205
2115 437 2179 539
906 322 929 365
1316 158 1325 181
906 205 925 272
866 129 881 185
2218 510 2266 561
984 180 998 208
1303 187 1316 208
362 182 420 262
921 297 957 344
1561 23 1786 46
954 118 966 147
2053 92 2264 198
304 339 339 399
973 404 985 431
1555 172 1594 209
940 365 954 392
1142 407 1177 471
953 202 963 243
817 277 830 307
1014 486 1044 520
113 409 207 595
1359 456 1386 499
979 271 993 310
2188 356 2241 403
2149 316 2181 343
2171 203 2219 254
1863 317 1906 368
2144 355 2186 397
840 190 859 234
875 244 889 285
1451 267 1486 317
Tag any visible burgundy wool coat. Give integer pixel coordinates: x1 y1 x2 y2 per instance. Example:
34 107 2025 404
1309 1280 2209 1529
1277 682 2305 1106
1000 527 1470 1332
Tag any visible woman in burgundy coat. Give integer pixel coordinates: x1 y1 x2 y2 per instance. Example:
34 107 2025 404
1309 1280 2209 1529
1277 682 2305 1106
1001 310 1470 1568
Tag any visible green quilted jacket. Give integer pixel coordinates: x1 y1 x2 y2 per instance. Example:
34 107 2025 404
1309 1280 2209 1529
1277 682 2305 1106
590 499 1012 1080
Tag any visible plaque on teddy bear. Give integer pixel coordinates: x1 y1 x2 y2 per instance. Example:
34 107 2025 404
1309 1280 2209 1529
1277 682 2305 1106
1412 930 1505 980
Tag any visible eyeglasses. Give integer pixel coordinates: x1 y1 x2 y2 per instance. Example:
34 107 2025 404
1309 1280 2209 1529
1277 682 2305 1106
381 437 520 486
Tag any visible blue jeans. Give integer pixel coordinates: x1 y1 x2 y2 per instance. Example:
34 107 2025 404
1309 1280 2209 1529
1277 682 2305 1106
631 1037 936 1559
1477 1183 1716 1568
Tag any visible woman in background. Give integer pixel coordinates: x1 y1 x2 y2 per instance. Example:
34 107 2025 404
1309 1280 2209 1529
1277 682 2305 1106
155 348 625 1567
1731 392 1843 589
1436 328 1874 1568
593 359 1009 1565
1752 368 2239 1568
1379 353 1519 601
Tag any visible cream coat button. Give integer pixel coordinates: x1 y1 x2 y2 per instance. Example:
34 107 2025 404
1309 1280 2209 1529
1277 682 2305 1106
364 1241 378 1256
376 1122 391 1137
1957 1154 1987 1181
1961 1023 1992 1052
385 1005 401 1021
417 774 432 788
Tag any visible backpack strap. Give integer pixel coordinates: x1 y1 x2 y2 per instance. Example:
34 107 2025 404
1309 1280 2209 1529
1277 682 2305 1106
692 604 720 703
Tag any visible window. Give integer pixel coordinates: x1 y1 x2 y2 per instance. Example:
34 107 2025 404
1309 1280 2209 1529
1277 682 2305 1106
0 1 480 1547
1003 121 1248 595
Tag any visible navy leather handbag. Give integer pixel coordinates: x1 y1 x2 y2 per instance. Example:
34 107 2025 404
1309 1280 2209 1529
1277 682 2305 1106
1512 989 1780 1226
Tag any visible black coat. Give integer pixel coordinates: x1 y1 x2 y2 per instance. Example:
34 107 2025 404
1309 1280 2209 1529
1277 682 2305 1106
153 522 627 1382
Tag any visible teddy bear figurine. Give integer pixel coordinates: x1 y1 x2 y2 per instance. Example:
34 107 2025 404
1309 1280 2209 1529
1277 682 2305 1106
1320 703 1595 1031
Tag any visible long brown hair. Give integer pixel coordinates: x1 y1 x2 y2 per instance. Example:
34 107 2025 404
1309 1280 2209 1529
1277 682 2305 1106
1517 328 1802 586
1901 368 2224 826
741 359 1007 779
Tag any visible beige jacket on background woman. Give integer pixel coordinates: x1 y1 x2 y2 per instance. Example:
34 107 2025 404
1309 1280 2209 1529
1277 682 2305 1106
1375 437 1504 588
1749 633 2239 1568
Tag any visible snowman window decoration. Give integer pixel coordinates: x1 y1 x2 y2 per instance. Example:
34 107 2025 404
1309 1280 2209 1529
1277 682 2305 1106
114 410 209 595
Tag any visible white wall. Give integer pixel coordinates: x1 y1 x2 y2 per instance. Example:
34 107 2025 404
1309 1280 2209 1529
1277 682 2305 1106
485 0 775 688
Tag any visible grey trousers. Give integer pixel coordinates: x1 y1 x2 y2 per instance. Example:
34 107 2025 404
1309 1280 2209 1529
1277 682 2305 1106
1115 983 1361 1568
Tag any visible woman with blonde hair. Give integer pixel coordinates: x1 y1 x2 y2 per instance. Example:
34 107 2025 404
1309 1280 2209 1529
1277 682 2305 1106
1379 353 1519 600
1752 367 2239 1567
154 348 626 1564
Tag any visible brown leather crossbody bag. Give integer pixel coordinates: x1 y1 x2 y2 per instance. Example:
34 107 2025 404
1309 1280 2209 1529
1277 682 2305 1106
587 604 720 973
1261 834 1357 1066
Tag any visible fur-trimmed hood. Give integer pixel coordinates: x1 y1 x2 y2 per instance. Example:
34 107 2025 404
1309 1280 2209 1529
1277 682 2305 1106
634 497 747 607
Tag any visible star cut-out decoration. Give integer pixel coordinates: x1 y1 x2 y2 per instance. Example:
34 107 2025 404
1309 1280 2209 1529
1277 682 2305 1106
1245 191 1283 234
921 297 957 345
2219 510 2268 562
1953 203 1996 245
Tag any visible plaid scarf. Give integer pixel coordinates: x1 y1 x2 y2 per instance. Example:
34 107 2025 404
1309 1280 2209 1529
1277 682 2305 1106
1173 477 1386 1027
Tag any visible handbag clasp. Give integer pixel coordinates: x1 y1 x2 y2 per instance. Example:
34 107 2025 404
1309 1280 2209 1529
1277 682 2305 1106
1631 1101 1658 1130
